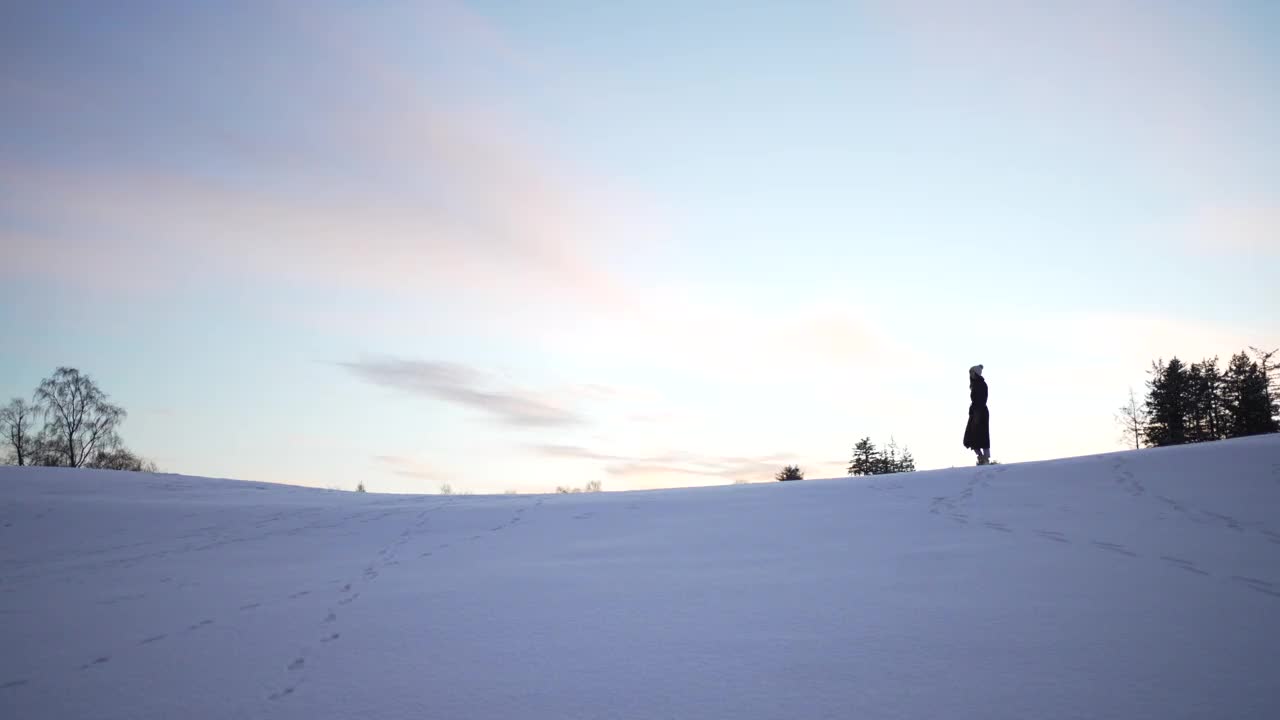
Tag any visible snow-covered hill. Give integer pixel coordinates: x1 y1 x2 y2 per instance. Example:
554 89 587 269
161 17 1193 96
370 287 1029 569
3 436 1279 719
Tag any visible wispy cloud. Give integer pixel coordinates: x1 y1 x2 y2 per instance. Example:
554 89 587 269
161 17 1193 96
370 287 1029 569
0 3 643 308
533 443 826 486
342 359 585 428
374 455 437 481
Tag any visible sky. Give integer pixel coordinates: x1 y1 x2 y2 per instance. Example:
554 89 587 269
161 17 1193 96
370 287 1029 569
1 0 1277 494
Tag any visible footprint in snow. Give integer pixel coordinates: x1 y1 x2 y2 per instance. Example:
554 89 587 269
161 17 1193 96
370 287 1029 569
1232 576 1280 598
1091 541 1138 557
1160 556 1210 576
2 679 29 689
983 521 1013 533
79 656 110 670
1034 530 1070 544
140 634 168 645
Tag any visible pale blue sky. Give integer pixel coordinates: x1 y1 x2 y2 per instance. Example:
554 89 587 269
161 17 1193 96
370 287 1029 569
2 1 1277 492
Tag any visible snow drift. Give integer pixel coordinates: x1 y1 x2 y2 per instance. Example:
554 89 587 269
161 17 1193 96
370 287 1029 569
3 436 1279 719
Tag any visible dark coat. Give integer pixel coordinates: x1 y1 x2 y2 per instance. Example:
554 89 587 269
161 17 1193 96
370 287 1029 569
963 375 990 450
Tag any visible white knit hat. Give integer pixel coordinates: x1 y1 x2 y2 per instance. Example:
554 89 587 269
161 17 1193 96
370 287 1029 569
970 364 984 377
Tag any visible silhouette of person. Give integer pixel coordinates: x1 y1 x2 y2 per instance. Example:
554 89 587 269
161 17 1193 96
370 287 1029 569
964 364 991 465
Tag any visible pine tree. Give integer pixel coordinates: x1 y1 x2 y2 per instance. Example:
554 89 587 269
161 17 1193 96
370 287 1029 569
1185 358 1224 443
879 438 900 475
1222 352 1278 438
848 438 878 476
897 448 917 473
1144 358 1192 446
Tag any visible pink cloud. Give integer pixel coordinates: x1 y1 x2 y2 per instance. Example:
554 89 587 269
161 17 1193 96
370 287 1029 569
342 359 587 428
374 455 438 482
0 2 645 311
535 443 811 488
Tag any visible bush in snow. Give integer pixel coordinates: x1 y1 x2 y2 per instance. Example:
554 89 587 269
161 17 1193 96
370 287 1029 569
776 465 804 481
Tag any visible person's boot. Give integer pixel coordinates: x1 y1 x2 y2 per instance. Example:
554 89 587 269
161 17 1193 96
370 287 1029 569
976 455 989 466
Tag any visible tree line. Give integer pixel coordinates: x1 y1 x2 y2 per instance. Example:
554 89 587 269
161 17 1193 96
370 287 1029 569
1 367 155 472
1119 347 1279 449
776 436 917 482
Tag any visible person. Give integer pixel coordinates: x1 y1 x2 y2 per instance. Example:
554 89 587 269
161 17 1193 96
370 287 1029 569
963 364 991 465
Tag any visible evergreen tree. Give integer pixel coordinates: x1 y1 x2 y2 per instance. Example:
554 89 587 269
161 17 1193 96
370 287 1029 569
1185 358 1224 443
849 437 916 475
1222 353 1278 438
848 438 878 476
878 439 901 475
896 448 917 473
1144 358 1192 446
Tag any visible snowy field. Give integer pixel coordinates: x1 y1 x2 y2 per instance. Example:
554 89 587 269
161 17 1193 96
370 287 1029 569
2 436 1279 719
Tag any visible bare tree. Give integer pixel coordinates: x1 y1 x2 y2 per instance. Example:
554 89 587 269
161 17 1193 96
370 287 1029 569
1116 386 1149 450
1 398 36 466
34 367 126 468
1250 346 1279 416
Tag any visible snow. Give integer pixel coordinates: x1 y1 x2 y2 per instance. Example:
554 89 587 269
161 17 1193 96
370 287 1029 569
3 436 1280 719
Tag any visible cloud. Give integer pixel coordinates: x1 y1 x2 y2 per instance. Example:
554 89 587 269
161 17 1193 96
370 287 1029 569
0 2 644 309
533 443 822 486
374 455 437 481
342 359 585 428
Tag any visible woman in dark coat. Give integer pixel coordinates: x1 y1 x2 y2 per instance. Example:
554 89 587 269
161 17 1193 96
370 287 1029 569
963 364 991 465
